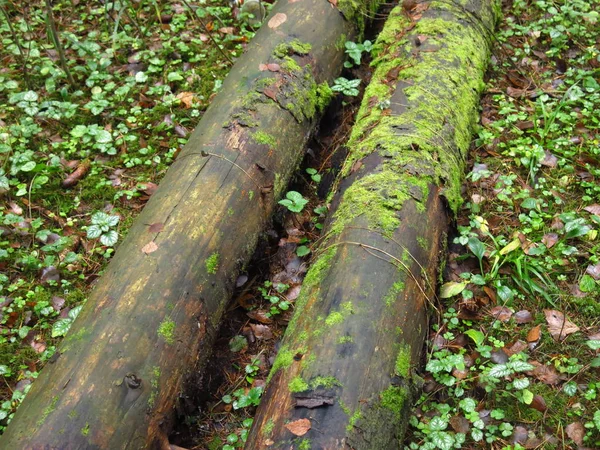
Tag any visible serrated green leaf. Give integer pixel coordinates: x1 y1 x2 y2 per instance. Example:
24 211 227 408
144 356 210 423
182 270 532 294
100 230 119 246
488 364 511 378
587 340 600 350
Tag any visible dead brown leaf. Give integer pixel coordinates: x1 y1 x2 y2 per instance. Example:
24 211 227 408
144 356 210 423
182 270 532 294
284 418 311 436
565 422 584 445
219 27 234 34
527 325 541 342
142 182 158 196
529 395 547 412
490 306 513 322
586 263 600 280
541 233 558 248
176 91 195 108
449 415 470 434
247 310 273 324
267 63 280 72
259 63 268 71
505 340 528 356
583 204 600 216
544 309 580 341
268 13 287 29
529 361 561 385
515 310 533 324
327 0 337 5
250 323 273 340
142 241 158 254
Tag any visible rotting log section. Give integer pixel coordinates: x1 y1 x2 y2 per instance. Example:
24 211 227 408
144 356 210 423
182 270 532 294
246 0 498 448
0 0 379 448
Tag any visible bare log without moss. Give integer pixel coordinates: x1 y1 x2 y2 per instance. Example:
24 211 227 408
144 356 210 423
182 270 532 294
0 1 380 448
246 1 498 448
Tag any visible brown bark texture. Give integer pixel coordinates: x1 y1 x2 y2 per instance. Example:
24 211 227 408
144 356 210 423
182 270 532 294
246 0 498 448
0 1 372 448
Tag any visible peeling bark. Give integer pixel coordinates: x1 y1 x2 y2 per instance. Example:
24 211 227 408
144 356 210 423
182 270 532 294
246 1 498 448
0 1 378 448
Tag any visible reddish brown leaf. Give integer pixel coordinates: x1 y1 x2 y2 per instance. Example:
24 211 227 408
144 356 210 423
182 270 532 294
540 151 558 167
544 309 579 341
449 415 470 434
267 63 280 72
259 63 268 71
142 241 158 254
284 418 311 436
62 160 90 188
142 182 158 196
219 27 235 34
514 310 533 324
541 233 558 248
565 422 584 445
148 222 164 233
247 310 273 324
586 263 600 280
327 0 337 5
268 13 287 29
529 361 561 385
505 340 528 356
490 306 512 322
529 395 547 412
527 325 541 342
483 286 496 303
583 204 600 216
263 88 278 101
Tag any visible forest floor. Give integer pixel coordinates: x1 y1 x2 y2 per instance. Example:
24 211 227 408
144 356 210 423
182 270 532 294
1 0 600 449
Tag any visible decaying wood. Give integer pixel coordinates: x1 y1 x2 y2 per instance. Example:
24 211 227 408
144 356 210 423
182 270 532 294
246 0 498 448
0 0 375 447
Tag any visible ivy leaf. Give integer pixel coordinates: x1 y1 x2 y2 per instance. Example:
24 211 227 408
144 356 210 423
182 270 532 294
100 230 119 247
51 318 73 337
86 224 102 239
430 431 454 450
429 416 448 431
488 364 511 378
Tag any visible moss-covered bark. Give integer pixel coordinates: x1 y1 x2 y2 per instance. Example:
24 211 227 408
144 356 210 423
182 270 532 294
246 1 498 448
0 1 380 448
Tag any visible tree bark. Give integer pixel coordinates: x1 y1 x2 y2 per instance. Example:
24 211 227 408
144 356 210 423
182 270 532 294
0 1 378 448
246 1 498 448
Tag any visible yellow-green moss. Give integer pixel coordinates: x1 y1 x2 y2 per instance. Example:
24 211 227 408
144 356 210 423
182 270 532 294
81 423 90 436
298 438 312 450
253 130 277 147
264 418 275 436
289 376 310 393
383 280 406 307
311 376 342 389
273 39 312 58
394 345 411 378
157 317 176 344
37 395 60 426
205 252 219 274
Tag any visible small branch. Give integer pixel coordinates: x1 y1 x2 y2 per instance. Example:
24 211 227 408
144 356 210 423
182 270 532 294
0 3 31 89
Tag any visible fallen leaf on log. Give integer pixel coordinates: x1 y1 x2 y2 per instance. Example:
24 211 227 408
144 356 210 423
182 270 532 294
544 309 579 341
141 241 158 254
284 418 311 436
148 223 164 233
268 13 287 29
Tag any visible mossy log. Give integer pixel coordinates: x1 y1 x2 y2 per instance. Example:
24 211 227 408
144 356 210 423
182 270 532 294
246 1 498 448
0 1 379 448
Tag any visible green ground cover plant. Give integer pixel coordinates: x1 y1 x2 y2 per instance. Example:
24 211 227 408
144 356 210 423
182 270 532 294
0 0 252 431
406 0 600 448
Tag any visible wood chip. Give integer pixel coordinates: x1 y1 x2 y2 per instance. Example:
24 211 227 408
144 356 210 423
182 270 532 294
268 13 287 29
142 241 159 254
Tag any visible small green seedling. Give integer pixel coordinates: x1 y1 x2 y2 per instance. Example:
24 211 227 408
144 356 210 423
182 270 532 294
331 77 360 97
278 191 308 212
86 212 120 246
344 40 373 67
306 167 321 183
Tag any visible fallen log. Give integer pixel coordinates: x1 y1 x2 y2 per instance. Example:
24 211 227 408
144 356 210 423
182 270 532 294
0 1 379 448
246 0 498 448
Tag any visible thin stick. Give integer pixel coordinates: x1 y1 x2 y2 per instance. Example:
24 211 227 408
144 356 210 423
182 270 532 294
44 0 76 87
